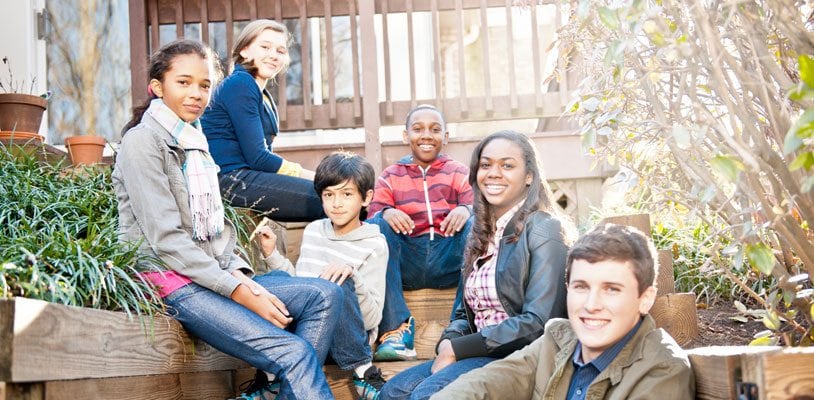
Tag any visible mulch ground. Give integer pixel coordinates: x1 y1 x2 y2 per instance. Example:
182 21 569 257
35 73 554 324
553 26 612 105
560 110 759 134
684 301 767 348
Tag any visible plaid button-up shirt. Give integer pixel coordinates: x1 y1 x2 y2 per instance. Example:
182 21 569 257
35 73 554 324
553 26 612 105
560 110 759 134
465 200 525 331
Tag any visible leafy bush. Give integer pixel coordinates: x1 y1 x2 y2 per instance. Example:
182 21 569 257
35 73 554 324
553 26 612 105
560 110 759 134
563 0 814 344
0 145 161 317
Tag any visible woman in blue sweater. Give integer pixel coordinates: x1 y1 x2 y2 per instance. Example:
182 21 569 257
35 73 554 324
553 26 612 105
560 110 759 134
202 19 323 221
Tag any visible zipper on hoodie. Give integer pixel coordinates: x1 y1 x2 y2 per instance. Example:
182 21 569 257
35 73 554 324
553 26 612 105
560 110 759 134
420 165 435 240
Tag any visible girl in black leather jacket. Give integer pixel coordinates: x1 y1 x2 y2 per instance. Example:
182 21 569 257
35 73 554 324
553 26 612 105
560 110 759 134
381 130 576 400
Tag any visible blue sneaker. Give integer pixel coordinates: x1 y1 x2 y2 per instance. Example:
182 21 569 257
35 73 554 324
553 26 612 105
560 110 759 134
233 369 279 400
353 365 385 400
373 316 417 361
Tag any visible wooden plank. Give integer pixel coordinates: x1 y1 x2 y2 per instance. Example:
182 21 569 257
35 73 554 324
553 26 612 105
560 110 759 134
348 0 362 119
327 360 426 400
479 0 493 112
299 0 312 123
175 0 184 38
649 292 698 347
275 0 287 124
325 0 337 121
149 0 160 54
225 0 234 63
530 1 542 109
686 346 780 400
407 0 417 109
431 0 443 112
42 371 233 400
657 249 675 295
403 288 456 322
414 320 448 360
741 347 814 400
380 0 393 119
0 298 13 382
2 298 247 382
2 383 43 400
200 0 209 44
600 214 651 237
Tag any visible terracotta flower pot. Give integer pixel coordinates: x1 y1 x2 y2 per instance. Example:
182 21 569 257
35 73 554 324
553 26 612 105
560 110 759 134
0 93 48 134
0 130 43 142
65 135 106 166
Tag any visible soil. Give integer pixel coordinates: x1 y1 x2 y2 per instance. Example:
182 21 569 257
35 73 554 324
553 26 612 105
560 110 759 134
684 301 767 348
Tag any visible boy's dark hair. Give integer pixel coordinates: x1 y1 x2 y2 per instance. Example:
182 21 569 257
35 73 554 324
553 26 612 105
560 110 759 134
565 223 658 295
404 104 446 130
314 151 376 198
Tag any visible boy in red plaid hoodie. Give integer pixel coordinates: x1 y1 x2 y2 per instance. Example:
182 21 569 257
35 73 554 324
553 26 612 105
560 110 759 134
367 104 473 361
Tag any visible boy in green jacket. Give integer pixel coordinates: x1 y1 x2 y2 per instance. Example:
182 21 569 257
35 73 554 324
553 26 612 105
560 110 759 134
432 224 695 400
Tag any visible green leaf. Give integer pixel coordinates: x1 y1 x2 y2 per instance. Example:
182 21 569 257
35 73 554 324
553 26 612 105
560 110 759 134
785 109 814 154
598 7 619 30
789 83 814 102
746 243 775 275
800 55 814 88
581 129 596 152
734 300 748 313
800 176 814 193
749 336 776 346
762 311 781 331
789 151 814 171
710 155 744 182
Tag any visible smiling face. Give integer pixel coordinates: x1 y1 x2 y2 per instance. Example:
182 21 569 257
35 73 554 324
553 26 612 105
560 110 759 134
476 138 532 218
150 53 211 122
567 258 656 363
321 179 373 236
403 108 448 168
240 28 290 83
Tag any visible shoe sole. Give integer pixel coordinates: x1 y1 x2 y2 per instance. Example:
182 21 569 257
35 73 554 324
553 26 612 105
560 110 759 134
373 347 417 361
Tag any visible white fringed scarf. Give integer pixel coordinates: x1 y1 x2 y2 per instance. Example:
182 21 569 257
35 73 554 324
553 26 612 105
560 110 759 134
146 99 224 240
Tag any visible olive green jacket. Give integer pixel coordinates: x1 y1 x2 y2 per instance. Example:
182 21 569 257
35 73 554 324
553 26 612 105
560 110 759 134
431 315 694 400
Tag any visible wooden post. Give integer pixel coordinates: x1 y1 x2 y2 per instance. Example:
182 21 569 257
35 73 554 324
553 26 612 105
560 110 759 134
128 0 148 111
599 214 651 237
657 249 676 295
741 347 814 399
649 292 698 346
358 0 382 172
686 346 781 400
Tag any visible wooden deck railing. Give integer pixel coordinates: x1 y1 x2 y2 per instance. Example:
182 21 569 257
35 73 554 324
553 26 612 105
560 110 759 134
128 0 566 170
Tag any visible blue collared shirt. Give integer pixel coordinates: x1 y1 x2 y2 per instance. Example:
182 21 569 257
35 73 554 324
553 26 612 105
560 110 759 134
566 317 644 400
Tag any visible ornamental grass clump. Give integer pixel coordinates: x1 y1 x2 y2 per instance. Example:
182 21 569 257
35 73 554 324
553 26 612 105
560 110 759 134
0 145 162 317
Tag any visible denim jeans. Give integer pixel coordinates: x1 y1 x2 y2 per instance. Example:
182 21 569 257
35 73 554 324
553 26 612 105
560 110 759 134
163 271 340 400
329 279 373 370
219 168 325 222
379 357 496 400
368 215 472 333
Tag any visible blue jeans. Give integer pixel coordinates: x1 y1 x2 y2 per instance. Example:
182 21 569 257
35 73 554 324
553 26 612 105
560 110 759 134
219 168 325 222
368 215 472 333
330 279 373 370
164 271 340 400
380 357 496 400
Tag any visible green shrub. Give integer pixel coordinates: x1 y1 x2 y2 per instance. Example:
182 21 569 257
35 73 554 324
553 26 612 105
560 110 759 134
0 145 161 317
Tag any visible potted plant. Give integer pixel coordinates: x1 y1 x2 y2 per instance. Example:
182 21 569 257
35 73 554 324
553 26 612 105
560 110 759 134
0 57 49 142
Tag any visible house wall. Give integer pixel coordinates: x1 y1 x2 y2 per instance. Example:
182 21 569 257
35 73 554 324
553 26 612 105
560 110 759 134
0 0 48 137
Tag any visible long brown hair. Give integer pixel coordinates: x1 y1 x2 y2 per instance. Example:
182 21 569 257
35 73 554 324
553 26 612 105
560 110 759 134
122 40 218 135
232 19 290 77
464 130 574 269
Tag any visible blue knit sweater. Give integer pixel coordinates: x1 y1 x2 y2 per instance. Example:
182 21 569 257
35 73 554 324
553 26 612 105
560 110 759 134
201 64 283 174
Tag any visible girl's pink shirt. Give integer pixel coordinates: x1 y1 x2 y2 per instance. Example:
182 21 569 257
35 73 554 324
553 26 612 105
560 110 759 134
139 271 192 298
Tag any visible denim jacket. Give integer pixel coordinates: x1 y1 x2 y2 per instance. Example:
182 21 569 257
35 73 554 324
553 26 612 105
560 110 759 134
440 210 570 359
112 113 250 298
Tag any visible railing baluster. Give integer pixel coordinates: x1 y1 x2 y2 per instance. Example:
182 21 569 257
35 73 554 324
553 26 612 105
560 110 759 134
249 0 257 19
149 0 159 50
201 0 209 44
454 0 467 114
325 0 337 121
479 0 492 113
406 0 416 109
360 0 382 171
431 0 442 112
349 0 361 119
175 1 184 39
504 0 517 111
128 0 149 108
299 0 312 122
556 4 567 108
274 0 287 123
382 0 393 118
530 0 542 109
225 0 234 60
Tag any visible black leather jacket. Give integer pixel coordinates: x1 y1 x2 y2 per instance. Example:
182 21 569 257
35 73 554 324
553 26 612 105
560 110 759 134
440 210 570 360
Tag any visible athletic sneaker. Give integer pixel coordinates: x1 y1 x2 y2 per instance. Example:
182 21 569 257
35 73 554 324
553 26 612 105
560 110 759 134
373 316 417 361
353 365 386 400
232 369 279 400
